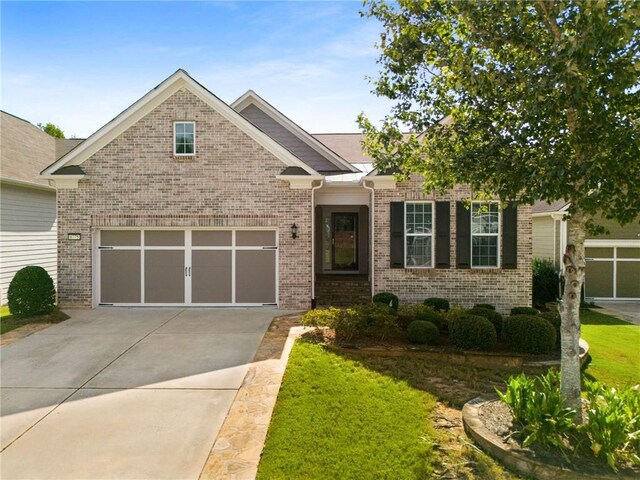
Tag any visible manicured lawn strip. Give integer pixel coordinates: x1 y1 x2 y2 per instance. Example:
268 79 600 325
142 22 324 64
257 341 518 480
581 309 640 387
0 308 69 335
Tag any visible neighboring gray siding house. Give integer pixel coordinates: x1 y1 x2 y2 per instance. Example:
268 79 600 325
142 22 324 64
0 112 81 304
532 200 640 301
42 70 532 313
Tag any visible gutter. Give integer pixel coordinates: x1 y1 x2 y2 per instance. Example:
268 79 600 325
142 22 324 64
362 179 375 299
310 179 324 307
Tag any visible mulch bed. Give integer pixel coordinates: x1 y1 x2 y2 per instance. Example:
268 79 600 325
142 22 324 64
478 399 640 478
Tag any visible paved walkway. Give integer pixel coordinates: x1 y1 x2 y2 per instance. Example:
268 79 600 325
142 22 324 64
0 308 286 480
595 301 640 325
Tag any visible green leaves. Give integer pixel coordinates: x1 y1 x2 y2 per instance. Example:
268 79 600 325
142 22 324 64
360 0 640 224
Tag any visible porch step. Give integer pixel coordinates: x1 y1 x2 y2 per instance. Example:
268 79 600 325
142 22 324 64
315 274 371 307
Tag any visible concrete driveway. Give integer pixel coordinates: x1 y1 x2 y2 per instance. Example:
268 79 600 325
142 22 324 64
0 308 281 480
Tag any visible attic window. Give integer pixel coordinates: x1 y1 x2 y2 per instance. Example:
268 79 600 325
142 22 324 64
174 121 195 155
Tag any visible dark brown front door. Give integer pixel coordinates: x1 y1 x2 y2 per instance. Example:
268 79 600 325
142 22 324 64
332 213 358 271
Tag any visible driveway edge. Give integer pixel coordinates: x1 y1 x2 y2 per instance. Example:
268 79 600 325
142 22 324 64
198 313 305 480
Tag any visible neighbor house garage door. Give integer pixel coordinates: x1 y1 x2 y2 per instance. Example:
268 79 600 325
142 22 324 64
97 229 277 306
585 245 640 300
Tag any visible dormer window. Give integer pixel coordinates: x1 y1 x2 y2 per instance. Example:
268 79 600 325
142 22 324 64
174 121 195 155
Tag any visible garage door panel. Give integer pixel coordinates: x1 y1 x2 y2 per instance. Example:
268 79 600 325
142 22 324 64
145 231 184 247
144 250 185 303
192 231 232 247
617 262 640 298
191 251 232 303
618 248 640 259
101 250 141 303
101 231 140 247
236 250 276 304
236 231 276 247
585 260 614 298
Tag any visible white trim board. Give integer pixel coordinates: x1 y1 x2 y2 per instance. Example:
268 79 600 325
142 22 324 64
41 69 319 178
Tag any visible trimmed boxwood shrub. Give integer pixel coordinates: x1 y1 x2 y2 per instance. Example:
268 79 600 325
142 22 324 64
423 297 450 312
301 307 342 328
372 292 399 312
468 307 504 337
503 315 557 354
510 306 540 316
407 320 439 345
474 303 496 311
7 266 55 319
354 303 400 341
449 314 497 351
539 311 561 348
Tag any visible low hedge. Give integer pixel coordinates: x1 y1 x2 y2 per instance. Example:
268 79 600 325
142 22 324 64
503 314 557 354
372 292 399 312
423 297 450 312
473 303 496 311
407 320 439 345
7 266 56 319
398 304 444 330
449 314 497 351
539 311 561 348
510 306 540 316
468 307 504 337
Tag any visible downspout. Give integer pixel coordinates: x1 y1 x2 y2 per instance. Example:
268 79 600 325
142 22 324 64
362 179 375 299
310 179 324 308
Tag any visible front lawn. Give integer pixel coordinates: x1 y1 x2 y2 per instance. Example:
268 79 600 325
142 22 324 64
0 307 69 335
580 308 640 387
257 340 519 480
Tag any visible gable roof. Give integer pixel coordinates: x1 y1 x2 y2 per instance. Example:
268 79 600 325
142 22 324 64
312 133 373 164
41 69 320 177
1 111 62 189
231 91 358 174
532 199 570 215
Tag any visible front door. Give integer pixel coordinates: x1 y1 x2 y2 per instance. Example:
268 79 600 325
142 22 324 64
332 213 358 271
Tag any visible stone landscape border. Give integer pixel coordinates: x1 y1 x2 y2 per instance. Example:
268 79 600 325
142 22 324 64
327 338 589 374
462 396 636 480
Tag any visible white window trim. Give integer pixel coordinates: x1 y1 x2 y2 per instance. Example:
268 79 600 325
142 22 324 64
173 121 196 156
471 201 501 269
404 201 435 269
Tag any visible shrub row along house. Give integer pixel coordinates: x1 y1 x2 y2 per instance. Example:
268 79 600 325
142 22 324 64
35 70 532 312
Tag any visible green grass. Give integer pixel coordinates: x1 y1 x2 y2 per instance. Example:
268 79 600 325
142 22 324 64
0 307 69 335
257 341 518 480
580 309 640 387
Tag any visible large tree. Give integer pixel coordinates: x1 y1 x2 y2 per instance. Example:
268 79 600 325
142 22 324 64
359 0 639 420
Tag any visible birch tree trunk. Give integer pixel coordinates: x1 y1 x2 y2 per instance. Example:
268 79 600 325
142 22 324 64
559 211 586 424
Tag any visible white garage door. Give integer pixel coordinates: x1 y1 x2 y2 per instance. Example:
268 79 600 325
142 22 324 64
585 245 640 300
97 229 277 306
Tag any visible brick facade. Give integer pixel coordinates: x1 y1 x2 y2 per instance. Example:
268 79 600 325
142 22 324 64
57 88 312 309
370 177 532 314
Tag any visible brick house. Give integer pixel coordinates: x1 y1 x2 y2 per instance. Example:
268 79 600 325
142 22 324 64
41 70 532 312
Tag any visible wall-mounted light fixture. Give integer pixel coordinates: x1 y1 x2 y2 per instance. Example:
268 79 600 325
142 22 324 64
291 223 298 239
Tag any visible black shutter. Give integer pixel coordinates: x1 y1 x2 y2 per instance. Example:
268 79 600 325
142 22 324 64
456 201 471 269
502 202 518 269
435 201 450 268
390 202 404 268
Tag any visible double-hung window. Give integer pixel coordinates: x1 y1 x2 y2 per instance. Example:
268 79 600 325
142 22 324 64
174 121 195 155
471 202 500 268
405 202 434 267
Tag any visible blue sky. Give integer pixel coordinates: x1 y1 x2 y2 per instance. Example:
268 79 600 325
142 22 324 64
1 1 393 138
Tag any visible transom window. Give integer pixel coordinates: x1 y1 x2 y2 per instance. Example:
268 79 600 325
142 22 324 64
471 202 500 268
405 202 434 268
174 121 195 155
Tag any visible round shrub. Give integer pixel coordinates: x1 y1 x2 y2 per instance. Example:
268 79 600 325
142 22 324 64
423 297 450 312
539 311 561 348
7 266 56 319
468 307 504 337
503 315 557 354
532 258 561 308
474 303 495 311
373 292 399 312
301 307 342 328
510 306 540 316
449 315 497 351
407 320 439 345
